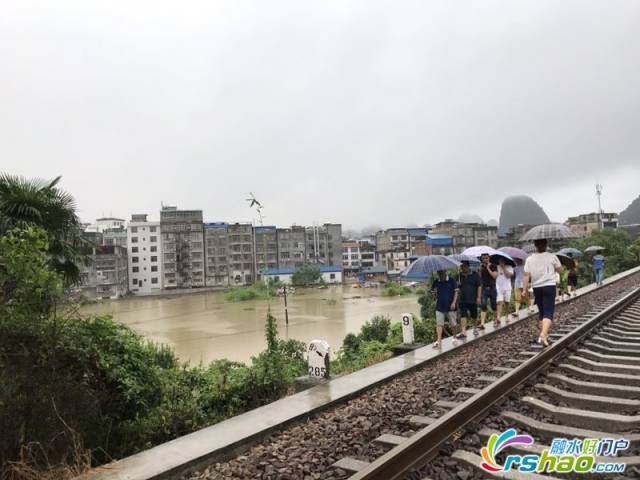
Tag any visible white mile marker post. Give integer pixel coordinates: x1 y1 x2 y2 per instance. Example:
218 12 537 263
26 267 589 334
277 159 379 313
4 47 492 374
308 339 330 379
401 312 414 345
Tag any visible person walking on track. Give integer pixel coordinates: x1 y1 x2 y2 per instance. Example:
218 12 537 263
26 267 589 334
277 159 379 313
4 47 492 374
523 239 563 347
479 253 498 329
512 258 526 318
496 257 514 324
431 269 459 349
593 250 606 285
457 260 481 338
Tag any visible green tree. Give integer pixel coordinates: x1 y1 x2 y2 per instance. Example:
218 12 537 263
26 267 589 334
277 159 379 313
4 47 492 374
0 174 86 283
569 229 638 285
291 264 322 286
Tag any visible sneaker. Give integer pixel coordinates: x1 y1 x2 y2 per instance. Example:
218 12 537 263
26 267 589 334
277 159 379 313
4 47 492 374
478 325 485 331
432 341 441 349
456 333 467 340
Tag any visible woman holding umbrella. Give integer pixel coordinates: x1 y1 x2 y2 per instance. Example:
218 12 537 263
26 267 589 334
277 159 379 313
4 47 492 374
523 239 563 346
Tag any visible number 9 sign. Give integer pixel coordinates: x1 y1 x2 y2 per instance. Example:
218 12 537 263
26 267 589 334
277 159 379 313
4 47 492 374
308 339 330 379
401 313 414 344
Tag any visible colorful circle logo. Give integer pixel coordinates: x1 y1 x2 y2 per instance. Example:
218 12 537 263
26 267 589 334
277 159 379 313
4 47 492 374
481 429 534 472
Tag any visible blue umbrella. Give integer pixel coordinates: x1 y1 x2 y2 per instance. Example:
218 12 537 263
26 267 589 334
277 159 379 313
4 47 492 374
490 251 516 267
558 247 583 258
401 255 460 279
448 254 480 265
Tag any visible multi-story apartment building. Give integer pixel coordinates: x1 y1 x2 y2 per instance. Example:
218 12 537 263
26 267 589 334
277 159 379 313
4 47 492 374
85 216 126 233
432 220 498 252
79 245 128 299
103 227 128 247
127 214 162 294
342 239 377 274
305 223 342 266
227 223 254 285
204 223 230 287
566 212 619 237
254 226 278 275
276 226 307 269
376 228 411 274
160 206 204 289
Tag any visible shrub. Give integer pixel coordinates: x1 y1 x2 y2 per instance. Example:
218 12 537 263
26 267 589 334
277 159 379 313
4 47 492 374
360 315 391 343
223 282 277 302
380 282 412 297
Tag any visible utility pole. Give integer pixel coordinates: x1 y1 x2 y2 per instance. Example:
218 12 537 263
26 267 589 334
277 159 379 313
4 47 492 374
596 184 603 229
283 284 289 326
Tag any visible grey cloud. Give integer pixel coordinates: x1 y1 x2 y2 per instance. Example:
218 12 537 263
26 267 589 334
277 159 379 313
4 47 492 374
1 0 639 229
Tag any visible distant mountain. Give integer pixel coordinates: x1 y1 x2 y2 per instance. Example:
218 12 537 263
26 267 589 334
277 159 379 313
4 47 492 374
458 213 485 224
498 195 550 235
620 195 640 225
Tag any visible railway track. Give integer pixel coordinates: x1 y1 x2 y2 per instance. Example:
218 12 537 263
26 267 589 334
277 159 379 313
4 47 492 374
330 286 640 480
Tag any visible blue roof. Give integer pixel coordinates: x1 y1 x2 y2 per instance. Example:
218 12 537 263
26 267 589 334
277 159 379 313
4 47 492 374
255 226 276 232
204 222 228 229
263 265 342 276
426 234 453 246
263 268 296 275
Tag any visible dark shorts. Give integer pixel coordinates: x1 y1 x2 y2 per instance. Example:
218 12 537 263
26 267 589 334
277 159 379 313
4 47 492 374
459 302 478 319
534 285 556 321
480 286 497 312
568 274 578 287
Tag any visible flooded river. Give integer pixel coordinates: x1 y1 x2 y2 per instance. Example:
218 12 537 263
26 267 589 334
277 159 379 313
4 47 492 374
81 286 422 365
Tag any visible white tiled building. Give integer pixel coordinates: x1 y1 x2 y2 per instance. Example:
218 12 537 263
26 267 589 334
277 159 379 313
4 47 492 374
127 214 163 295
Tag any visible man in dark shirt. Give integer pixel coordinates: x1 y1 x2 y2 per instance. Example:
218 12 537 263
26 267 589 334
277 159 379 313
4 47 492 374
457 261 482 338
479 253 498 330
431 269 459 349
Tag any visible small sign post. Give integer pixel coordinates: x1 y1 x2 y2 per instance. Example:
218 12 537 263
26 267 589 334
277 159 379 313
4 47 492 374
401 312 414 345
308 339 330 379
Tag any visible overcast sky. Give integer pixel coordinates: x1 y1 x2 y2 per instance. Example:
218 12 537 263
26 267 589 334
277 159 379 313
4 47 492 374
1 1 639 230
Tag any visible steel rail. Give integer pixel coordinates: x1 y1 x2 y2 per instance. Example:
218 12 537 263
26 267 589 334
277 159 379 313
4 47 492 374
349 286 640 480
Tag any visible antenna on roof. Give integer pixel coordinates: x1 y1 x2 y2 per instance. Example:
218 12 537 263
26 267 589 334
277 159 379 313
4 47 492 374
246 192 264 226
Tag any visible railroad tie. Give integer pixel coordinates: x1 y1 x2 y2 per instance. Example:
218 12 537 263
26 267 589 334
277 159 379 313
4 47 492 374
558 363 640 386
502 410 640 446
546 372 640 398
583 341 640 357
331 457 370 473
434 400 461 409
521 396 640 432
451 450 560 480
409 415 437 426
372 433 407 447
455 386 481 395
536 382 640 413
575 347 640 365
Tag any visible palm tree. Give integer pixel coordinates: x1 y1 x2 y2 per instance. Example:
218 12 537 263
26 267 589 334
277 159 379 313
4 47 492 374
0 174 86 283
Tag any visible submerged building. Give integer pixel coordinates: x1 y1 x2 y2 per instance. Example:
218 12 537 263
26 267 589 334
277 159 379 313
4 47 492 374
160 206 205 289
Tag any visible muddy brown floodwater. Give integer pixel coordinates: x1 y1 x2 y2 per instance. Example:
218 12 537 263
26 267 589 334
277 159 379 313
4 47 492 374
80 285 422 364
